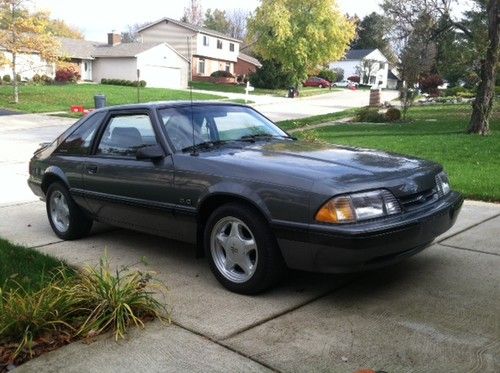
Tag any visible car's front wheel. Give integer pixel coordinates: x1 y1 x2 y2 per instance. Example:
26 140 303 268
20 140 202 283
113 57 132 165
46 182 93 240
204 203 285 294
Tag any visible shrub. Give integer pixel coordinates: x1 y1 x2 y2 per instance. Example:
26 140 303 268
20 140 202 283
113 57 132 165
55 64 81 83
419 74 444 96
32 74 42 84
101 78 147 87
347 75 360 83
495 86 500 96
355 107 385 123
210 70 234 78
32 74 53 85
385 107 401 122
317 69 336 83
249 58 293 89
2 74 11 83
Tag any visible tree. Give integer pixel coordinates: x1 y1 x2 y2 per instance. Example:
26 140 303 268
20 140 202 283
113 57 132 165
355 59 378 84
32 11 84 39
351 12 396 63
0 0 60 103
181 0 203 26
249 58 293 89
227 9 250 40
121 22 149 43
204 8 230 33
461 0 498 134
247 0 355 88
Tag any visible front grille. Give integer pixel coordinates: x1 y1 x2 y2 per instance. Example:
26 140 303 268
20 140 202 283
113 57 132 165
399 186 439 211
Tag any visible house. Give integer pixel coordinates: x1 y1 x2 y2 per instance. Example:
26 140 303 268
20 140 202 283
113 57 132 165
60 33 190 89
387 69 402 90
137 17 241 80
235 53 262 78
329 48 389 88
0 47 55 80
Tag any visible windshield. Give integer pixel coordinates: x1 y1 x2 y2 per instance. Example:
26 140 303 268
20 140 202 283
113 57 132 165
159 105 289 151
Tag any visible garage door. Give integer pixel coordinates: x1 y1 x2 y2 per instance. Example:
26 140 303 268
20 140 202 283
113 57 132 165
140 65 183 89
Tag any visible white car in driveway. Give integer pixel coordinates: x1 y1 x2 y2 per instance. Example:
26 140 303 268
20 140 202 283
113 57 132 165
333 80 358 89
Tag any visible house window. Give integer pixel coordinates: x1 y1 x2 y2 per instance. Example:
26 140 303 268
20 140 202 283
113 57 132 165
198 58 205 74
203 36 209 46
217 39 222 49
229 43 234 52
225 62 231 73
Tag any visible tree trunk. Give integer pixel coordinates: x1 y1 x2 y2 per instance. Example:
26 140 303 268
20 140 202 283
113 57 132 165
12 53 18 104
468 0 499 135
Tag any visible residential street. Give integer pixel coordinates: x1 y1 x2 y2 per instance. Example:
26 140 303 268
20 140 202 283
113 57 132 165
0 93 498 372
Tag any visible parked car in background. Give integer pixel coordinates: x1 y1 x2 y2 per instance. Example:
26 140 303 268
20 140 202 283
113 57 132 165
303 77 331 88
333 80 358 88
28 102 463 294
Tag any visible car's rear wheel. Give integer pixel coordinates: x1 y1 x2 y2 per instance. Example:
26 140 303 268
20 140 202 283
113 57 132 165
204 203 285 294
46 182 93 240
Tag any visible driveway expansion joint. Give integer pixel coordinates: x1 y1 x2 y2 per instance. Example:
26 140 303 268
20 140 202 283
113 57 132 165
437 212 500 244
437 243 500 257
220 276 360 342
171 320 282 373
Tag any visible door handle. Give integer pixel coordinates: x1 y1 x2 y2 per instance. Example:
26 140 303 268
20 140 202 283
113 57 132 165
86 165 98 174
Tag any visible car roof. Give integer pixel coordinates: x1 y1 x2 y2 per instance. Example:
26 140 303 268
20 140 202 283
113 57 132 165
93 101 249 113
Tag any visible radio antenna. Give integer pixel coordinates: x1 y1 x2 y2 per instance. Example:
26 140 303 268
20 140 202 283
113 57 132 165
187 36 198 156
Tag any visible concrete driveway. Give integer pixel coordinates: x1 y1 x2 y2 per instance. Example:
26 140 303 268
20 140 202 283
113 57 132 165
0 105 499 372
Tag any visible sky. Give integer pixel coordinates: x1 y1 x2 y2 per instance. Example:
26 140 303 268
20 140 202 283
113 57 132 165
32 0 382 42
32 0 471 42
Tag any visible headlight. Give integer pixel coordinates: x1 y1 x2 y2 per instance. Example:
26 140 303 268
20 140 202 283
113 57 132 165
435 171 451 197
315 189 401 224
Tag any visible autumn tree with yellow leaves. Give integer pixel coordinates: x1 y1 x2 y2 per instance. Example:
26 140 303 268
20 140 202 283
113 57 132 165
0 0 60 103
247 0 355 88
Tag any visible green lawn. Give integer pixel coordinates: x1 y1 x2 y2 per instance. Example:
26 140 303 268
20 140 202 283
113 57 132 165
277 108 358 131
0 238 72 293
0 83 225 113
295 104 499 202
190 81 338 97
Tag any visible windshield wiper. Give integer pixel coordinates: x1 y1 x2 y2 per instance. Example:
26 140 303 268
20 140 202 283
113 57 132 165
238 134 296 142
181 140 227 153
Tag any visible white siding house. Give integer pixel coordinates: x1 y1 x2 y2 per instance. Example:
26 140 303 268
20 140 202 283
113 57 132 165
0 48 55 80
329 49 389 88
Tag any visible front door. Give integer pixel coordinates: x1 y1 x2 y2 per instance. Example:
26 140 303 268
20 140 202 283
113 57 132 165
83 60 92 81
83 111 179 239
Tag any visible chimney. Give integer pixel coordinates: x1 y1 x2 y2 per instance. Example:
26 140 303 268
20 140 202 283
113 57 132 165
107 31 122 46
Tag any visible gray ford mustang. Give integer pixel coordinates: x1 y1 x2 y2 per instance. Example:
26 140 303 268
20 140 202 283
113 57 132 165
28 102 463 294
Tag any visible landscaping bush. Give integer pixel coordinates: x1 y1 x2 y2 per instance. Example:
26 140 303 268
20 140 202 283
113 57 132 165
210 70 234 78
347 75 360 83
355 107 385 123
31 74 53 85
55 64 81 83
419 74 444 96
249 58 293 89
385 107 402 122
101 78 147 87
317 69 336 83
2 74 11 83
0 252 169 365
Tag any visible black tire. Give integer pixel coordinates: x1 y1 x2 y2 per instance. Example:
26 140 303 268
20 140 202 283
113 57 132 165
204 203 286 294
46 182 93 240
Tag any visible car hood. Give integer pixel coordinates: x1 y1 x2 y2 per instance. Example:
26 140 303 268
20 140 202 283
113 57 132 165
199 140 442 195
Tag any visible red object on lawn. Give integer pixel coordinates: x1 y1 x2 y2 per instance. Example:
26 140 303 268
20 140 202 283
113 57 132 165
70 105 84 113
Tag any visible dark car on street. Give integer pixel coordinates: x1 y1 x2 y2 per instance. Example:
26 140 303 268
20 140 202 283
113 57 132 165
303 77 331 88
28 102 463 294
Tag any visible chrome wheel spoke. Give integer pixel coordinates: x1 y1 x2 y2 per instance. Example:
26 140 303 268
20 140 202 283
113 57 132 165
49 191 70 233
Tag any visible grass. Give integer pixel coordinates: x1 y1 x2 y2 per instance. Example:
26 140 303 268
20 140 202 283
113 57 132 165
0 238 72 293
0 83 225 113
0 239 169 366
190 81 338 97
295 104 500 202
276 108 358 131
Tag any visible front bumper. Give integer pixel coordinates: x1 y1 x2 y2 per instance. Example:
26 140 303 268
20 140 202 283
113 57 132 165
273 191 463 273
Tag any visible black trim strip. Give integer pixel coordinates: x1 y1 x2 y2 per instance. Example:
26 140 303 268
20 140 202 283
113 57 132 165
70 188 197 216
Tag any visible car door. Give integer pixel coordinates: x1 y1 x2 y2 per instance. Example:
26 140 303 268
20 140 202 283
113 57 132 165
82 109 180 239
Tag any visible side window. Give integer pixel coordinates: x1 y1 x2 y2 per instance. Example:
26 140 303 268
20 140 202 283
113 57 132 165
96 114 157 158
56 112 105 155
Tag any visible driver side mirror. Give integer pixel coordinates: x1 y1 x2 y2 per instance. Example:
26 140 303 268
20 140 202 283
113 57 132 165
136 144 165 161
